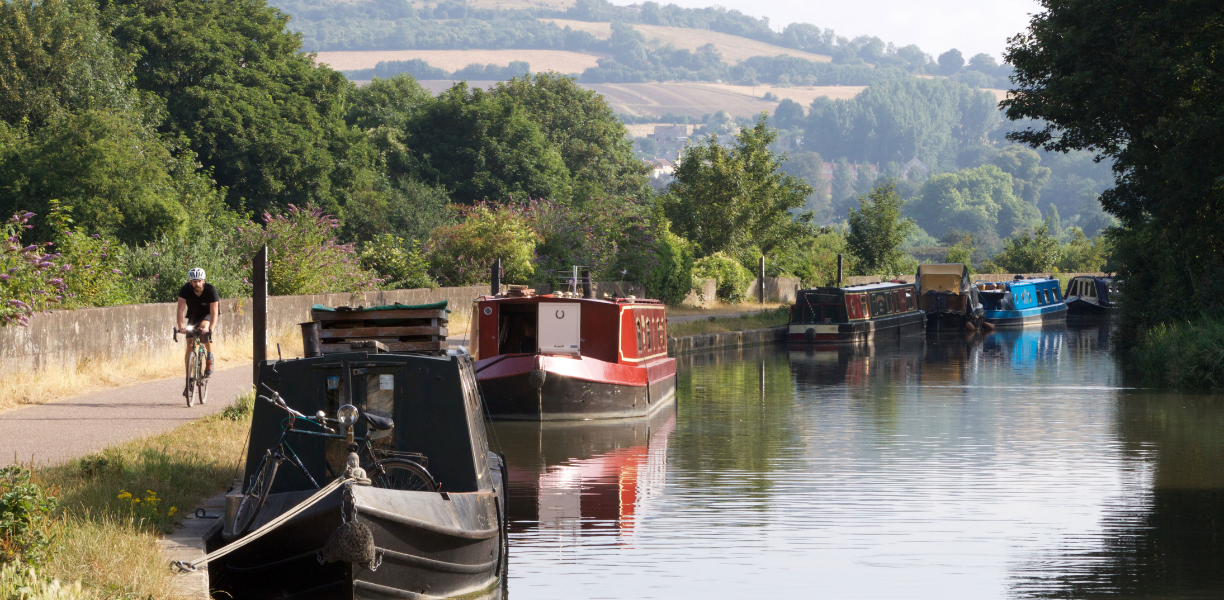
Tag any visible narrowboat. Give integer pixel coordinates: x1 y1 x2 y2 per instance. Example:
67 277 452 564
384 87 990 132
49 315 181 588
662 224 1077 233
471 287 677 421
787 281 926 344
207 350 506 600
916 263 985 331
1064 275 1119 317
977 277 1068 327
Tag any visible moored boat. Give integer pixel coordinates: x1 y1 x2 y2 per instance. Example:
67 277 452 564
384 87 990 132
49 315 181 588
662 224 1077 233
915 263 985 332
1064 275 1119 317
977 277 1068 327
471 286 677 421
208 350 506 599
787 281 926 344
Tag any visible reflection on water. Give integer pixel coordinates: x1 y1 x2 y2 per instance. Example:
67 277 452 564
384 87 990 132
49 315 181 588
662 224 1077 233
495 324 1224 599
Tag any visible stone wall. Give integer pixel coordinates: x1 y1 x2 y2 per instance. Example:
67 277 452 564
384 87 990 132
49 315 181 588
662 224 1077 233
667 326 787 356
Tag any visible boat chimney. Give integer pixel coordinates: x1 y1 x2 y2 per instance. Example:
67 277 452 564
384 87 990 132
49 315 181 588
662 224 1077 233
837 254 843 286
582 270 593 298
491 258 501 296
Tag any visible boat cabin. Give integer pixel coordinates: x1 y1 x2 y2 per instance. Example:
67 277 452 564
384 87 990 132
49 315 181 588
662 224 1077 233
471 294 668 363
788 281 924 343
976 278 1063 312
1064 276 1119 315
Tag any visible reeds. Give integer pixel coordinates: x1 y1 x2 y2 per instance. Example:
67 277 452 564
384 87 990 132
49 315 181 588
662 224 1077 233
1131 316 1224 389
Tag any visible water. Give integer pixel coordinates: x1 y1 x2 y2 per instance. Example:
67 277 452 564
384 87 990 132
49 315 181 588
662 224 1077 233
492 323 1224 599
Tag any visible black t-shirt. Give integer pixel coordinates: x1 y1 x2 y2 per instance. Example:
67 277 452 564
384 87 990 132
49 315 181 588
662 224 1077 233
178 283 220 322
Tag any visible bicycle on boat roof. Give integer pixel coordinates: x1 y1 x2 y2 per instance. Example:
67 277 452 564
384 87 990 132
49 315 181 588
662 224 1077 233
230 382 438 538
173 325 209 408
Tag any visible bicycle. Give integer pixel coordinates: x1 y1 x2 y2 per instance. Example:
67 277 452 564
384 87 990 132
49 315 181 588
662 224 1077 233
173 325 209 408
229 383 438 538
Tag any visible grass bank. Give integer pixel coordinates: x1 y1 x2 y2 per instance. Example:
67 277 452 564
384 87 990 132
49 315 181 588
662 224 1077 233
1130 316 1224 389
668 306 790 337
5 391 254 598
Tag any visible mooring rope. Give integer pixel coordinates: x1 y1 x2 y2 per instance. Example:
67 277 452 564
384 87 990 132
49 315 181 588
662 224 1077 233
171 477 348 573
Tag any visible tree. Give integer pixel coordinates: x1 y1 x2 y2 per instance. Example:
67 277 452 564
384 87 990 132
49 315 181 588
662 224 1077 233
425 202 541 286
991 145 1050 205
772 99 805 130
987 222 1061 273
402 84 572 204
105 0 373 215
494 73 650 201
346 74 435 131
846 180 916 276
944 235 976 274
1002 0 1224 327
830 157 855 213
937 49 964 75
905 164 1041 251
664 116 812 256
779 151 830 221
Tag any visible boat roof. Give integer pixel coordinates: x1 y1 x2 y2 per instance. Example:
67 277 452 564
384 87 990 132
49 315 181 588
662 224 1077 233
976 277 1060 287
800 280 913 295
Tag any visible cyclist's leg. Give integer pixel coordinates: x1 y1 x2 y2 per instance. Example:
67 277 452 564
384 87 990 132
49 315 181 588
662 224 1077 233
198 315 214 377
183 323 195 396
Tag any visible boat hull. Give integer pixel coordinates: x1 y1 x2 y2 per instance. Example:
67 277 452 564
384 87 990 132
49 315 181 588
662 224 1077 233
983 304 1069 327
925 310 983 332
787 311 926 344
476 354 676 420
213 474 505 599
1066 297 1114 317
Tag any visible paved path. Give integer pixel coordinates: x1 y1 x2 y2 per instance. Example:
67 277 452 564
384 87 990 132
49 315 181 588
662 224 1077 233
0 366 252 467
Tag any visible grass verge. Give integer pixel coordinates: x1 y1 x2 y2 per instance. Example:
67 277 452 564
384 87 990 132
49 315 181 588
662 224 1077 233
19 390 254 598
0 327 301 414
1130 316 1224 389
668 306 790 337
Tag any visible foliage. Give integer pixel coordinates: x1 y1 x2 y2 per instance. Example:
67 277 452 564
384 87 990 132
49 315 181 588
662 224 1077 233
523 197 655 285
906 164 1041 251
986 222 1061 273
692 252 752 304
643 220 694 305
991 145 1050 206
778 151 830 221
0 466 59 566
944 235 976 275
665 116 812 257
345 75 436 132
494 73 650 201
1130 316 1224 389
0 213 64 327
766 227 847 287
1002 0 1224 333
45 202 136 309
359 235 436 290
1056 227 1109 273
846 181 916 277
235 205 381 296
220 390 256 421
113 489 175 524
805 78 999 173
400 84 572 204
0 560 82 599
124 198 252 303
937 48 964 75
0 0 135 130
105 0 374 216
425 202 540 286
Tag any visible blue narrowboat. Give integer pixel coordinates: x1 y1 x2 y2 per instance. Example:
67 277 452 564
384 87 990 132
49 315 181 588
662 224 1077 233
976 277 1068 327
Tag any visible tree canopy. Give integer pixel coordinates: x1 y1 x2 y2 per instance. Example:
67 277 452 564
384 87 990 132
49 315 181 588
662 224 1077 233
906 164 1041 250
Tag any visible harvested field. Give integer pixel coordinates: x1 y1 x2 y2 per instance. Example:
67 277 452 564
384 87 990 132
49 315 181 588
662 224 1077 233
408 0 574 9
404 80 867 119
985 88 1010 102
543 20 832 64
313 49 601 72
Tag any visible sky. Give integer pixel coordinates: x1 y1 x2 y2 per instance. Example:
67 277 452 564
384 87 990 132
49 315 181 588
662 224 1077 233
610 0 1043 61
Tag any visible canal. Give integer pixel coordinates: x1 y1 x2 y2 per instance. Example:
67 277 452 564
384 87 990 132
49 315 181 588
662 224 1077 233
492 323 1224 599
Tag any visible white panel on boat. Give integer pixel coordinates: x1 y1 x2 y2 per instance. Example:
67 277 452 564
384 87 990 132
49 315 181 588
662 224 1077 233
539 303 581 354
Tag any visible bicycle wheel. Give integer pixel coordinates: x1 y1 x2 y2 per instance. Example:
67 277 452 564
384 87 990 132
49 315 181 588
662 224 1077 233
196 349 209 404
372 459 437 492
233 451 280 536
184 351 196 408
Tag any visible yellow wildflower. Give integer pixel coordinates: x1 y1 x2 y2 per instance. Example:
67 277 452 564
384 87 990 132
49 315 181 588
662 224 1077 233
117 491 132 500
168 507 177 517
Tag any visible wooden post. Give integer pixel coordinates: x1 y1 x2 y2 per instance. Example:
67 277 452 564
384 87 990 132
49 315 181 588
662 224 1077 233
253 245 267 386
837 254 844 287
491 258 501 296
758 255 765 304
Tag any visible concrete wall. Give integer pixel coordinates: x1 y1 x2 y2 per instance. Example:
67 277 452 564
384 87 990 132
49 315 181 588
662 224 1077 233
0 281 648 378
840 272 1109 286
683 279 718 308
682 276 800 307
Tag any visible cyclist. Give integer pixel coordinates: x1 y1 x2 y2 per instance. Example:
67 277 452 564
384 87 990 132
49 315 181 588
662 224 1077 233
176 268 220 393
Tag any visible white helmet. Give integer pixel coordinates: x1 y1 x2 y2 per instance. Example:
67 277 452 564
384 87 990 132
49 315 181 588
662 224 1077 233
188 268 206 281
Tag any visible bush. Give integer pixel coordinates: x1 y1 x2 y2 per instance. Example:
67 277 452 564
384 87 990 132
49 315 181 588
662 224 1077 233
525 197 655 286
124 198 252 303
0 466 59 566
694 252 753 303
45 201 135 309
644 225 694 305
1057 227 1109 272
988 222 1061 273
1130 316 1224 389
235 205 382 296
766 227 847 287
0 212 64 326
359 235 436 290
944 236 976 275
425 203 540 286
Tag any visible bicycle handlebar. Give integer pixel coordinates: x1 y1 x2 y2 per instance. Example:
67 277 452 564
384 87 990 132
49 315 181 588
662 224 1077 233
258 388 336 434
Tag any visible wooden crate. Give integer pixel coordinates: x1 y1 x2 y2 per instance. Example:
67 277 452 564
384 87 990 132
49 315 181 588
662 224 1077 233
311 307 448 355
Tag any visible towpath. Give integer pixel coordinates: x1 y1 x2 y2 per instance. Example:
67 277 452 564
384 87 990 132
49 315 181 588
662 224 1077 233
0 366 251 468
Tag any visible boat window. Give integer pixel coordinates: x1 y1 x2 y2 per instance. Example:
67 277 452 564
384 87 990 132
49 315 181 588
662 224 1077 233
657 319 666 351
901 288 915 311
646 317 654 351
1087 283 1097 298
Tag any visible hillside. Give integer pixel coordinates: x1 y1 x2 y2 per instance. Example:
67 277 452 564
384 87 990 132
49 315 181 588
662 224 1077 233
541 20 832 64
314 49 601 72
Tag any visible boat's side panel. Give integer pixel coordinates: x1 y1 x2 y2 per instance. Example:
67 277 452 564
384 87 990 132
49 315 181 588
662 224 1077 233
984 303 1069 327
787 310 925 343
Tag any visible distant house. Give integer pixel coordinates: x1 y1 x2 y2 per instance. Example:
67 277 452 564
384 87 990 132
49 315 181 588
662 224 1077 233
647 159 676 190
648 125 688 144
624 3 643 13
901 157 929 181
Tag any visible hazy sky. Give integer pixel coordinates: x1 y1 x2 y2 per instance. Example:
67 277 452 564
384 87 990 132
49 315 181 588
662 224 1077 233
610 0 1043 61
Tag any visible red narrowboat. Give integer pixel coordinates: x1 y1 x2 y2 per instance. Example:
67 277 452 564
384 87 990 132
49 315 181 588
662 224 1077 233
471 290 677 420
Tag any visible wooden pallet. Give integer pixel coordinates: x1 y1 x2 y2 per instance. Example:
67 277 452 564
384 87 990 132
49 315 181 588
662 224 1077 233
311 307 448 355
